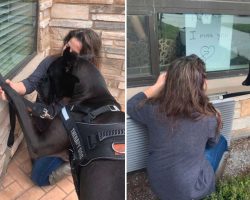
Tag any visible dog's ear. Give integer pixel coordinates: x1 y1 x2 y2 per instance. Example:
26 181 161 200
61 74 79 97
63 47 78 65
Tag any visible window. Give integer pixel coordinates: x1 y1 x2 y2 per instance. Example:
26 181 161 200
158 14 250 73
0 0 38 78
127 16 151 78
127 0 250 87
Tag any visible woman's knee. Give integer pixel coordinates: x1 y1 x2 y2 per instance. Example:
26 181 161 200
31 157 65 186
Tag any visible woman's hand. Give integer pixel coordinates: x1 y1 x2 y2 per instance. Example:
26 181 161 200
5 79 26 95
0 88 7 101
0 80 26 102
144 72 167 98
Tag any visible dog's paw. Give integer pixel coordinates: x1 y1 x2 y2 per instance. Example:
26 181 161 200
242 79 250 86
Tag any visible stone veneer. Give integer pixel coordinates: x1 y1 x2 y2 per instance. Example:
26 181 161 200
0 0 124 180
231 95 250 139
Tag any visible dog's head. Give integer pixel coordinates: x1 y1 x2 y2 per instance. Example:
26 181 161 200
39 47 117 106
38 48 79 103
62 47 78 68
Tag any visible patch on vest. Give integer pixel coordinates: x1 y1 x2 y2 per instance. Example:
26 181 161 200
112 143 125 155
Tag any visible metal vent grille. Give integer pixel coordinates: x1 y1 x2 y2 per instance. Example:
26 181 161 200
127 98 235 172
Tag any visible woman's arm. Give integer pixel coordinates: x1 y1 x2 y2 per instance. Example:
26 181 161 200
127 72 167 124
206 117 220 147
22 56 58 94
144 72 167 98
127 92 149 124
0 56 58 102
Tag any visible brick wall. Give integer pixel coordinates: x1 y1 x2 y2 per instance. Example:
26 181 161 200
39 0 125 109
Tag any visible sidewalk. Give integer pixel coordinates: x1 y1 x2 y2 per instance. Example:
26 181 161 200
0 141 77 200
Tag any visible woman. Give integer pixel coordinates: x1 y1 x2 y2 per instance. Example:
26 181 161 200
1 29 101 97
0 28 102 186
127 54 227 200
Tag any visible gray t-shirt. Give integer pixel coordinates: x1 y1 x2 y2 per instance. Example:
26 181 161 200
22 56 58 94
127 92 219 200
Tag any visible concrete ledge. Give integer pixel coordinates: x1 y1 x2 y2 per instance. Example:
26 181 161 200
40 0 53 11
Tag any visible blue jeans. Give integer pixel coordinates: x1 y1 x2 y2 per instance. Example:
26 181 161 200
205 135 228 172
31 156 65 186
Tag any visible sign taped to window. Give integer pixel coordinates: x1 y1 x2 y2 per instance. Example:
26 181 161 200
185 14 233 71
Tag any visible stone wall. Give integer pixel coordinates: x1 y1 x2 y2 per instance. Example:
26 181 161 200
231 95 250 139
39 0 125 109
39 0 53 57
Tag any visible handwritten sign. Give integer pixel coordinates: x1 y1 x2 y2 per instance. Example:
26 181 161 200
185 14 233 71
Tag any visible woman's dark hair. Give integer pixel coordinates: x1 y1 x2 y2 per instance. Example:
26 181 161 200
150 54 222 133
63 29 102 68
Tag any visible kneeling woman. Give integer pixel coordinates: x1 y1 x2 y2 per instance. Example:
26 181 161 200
127 54 227 200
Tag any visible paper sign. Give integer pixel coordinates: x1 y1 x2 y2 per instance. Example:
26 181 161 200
185 14 233 71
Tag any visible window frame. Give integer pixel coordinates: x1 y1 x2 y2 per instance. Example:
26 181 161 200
2 0 38 79
127 15 160 87
127 0 250 87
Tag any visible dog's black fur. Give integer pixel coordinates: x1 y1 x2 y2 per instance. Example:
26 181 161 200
25 47 125 200
242 63 250 86
38 49 79 104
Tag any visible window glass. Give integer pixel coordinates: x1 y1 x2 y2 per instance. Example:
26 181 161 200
158 14 250 72
127 15 152 78
0 0 37 77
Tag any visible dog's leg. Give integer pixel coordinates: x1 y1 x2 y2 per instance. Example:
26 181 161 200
27 117 70 159
242 63 250 85
79 160 125 200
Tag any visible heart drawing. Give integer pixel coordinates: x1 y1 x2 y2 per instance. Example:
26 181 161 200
200 46 215 61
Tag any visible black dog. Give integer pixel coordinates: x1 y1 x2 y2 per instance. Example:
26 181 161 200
27 47 125 200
